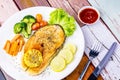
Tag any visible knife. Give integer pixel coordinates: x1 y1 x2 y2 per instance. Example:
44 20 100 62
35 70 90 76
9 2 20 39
88 42 117 80
0 69 6 80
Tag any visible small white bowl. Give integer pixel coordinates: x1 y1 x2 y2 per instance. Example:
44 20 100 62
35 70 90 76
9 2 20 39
78 6 100 25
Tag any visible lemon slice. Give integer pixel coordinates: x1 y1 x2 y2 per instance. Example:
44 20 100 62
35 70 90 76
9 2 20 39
50 56 66 72
58 49 73 64
23 49 43 68
64 43 77 54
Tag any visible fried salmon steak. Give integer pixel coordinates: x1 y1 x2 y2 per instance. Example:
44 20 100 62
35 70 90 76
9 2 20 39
22 24 65 75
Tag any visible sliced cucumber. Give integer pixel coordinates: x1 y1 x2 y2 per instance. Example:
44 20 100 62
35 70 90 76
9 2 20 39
50 56 66 72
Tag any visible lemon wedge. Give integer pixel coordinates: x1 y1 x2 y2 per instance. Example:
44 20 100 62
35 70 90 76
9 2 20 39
58 49 73 64
50 56 66 72
23 49 43 68
64 43 77 54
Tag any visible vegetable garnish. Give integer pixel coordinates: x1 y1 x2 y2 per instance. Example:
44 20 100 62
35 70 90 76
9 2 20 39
3 34 25 56
21 15 36 34
49 9 76 36
14 15 36 38
32 14 48 30
14 22 29 38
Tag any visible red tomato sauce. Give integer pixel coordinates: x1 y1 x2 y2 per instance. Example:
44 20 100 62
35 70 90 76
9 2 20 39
79 8 98 24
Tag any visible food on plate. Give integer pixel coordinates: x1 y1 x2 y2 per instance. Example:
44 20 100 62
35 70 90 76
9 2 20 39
3 40 11 53
9 41 19 56
14 14 48 37
14 22 28 38
21 15 36 34
23 49 43 68
32 22 40 30
3 34 25 56
32 14 48 30
59 49 73 64
22 24 65 75
36 14 42 23
49 9 76 36
14 22 27 34
39 20 48 27
11 34 22 42
50 43 76 72
63 43 77 54
4 8 77 76
58 43 76 64
14 15 36 38
50 56 66 72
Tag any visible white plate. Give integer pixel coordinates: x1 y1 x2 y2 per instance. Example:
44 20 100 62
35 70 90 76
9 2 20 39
0 6 85 80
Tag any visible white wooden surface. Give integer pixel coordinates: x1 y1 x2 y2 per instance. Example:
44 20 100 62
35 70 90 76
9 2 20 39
82 20 120 80
0 0 120 80
88 0 120 42
0 0 19 25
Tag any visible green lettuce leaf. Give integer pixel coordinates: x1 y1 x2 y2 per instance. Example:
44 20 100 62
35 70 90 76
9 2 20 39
49 9 76 36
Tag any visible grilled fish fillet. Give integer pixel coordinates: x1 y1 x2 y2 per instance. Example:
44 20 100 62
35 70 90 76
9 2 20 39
22 24 65 75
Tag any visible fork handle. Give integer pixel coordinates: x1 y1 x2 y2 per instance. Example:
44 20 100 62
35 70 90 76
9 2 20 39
0 69 6 80
79 59 91 80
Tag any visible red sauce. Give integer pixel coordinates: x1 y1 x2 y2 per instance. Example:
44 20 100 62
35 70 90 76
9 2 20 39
79 8 98 24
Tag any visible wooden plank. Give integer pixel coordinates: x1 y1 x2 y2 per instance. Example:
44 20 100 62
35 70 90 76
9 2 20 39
35 0 50 6
13 0 35 9
88 0 120 42
13 0 50 10
0 0 19 25
68 0 90 13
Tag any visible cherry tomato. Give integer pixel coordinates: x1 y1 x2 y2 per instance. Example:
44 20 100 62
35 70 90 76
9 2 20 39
36 14 42 23
40 21 48 27
32 23 40 30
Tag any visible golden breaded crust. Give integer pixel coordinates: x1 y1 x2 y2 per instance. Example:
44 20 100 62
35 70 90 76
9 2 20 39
22 24 65 75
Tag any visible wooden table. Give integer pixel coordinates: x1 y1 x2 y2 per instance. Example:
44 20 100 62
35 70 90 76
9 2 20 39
0 0 108 80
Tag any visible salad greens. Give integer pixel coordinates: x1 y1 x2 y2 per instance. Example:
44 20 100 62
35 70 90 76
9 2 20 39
13 15 36 38
49 9 76 36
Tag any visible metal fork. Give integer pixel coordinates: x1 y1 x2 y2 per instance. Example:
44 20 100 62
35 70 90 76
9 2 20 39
79 41 102 80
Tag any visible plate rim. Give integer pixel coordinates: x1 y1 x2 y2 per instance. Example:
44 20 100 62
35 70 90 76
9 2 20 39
0 6 85 80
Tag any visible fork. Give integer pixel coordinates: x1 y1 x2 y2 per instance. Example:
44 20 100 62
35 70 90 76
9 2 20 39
79 41 102 80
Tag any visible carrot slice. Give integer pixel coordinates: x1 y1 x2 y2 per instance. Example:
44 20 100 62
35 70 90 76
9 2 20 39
13 41 20 56
9 41 18 56
3 34 25 56
3 40 11 53
11 34 21 43
19 40 24 51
